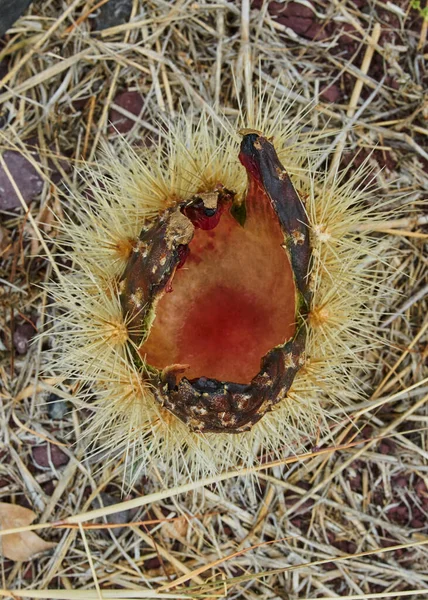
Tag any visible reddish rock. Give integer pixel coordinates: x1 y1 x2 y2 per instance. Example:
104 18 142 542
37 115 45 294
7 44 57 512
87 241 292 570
32 444 69 469
333 539 357 554
22 563 34 581
415 478 428 496
269 1 313 19
281 14 313 36
411 517 425 528
13 322 36 354
269 1 326 40
386 76 400 90
0 137 68 211
42 480 56 496
144 556 161 570
109 90 144 134
0 149 44 210
307 22 326 41
320 84 341 103
348 471 362 493
372 490 384 506
379 439 396 455
387 504 409 525
415 478 428 508
392 475 409 488
339 23 357 45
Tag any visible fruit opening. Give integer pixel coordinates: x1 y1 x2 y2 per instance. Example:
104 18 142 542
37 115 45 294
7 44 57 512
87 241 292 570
139 181 297 384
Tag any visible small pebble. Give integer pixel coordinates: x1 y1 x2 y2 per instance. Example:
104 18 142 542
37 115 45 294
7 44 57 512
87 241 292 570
13 322 35 355
109 90 144 133
0 150 44 211
93 0 133 31
32 444 69 469
47 393 69 420
320 84 341 103
91 492 137 536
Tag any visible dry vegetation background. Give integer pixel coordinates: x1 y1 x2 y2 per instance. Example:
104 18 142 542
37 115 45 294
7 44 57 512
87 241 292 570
0 0 427 598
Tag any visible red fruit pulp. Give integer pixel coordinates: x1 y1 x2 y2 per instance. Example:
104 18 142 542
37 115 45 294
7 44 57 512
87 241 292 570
139 181 296 384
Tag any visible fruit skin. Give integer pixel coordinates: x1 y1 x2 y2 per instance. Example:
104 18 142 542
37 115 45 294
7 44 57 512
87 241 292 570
121 188 234 345
239 133 312 307
154 330 307 433
121 133 311 434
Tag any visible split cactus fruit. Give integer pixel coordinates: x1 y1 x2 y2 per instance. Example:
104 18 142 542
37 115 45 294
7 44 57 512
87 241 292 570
48 98 396 482
121 132 311 434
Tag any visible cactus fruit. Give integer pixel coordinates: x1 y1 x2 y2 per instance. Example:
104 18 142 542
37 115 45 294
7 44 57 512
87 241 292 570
121 133 310 434
48 99 396 482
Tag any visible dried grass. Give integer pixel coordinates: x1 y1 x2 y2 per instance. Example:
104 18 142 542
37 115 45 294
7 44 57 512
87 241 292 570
0 0 427 599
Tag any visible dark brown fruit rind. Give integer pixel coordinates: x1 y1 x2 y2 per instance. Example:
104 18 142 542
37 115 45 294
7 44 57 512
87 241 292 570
157 327 307 433
120 188 234 344
121 134 312 434
238 133 312 307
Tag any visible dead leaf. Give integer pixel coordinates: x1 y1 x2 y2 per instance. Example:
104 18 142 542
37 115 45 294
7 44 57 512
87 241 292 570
0 502 55 561
163 515 189 541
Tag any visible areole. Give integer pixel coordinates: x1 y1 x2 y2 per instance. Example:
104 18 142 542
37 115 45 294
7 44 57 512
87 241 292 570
120 133 312 433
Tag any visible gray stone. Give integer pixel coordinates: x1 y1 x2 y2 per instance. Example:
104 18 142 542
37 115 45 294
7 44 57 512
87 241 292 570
0 0 33 38
91 492 137 537
47 393 70 420
93 0 132 31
